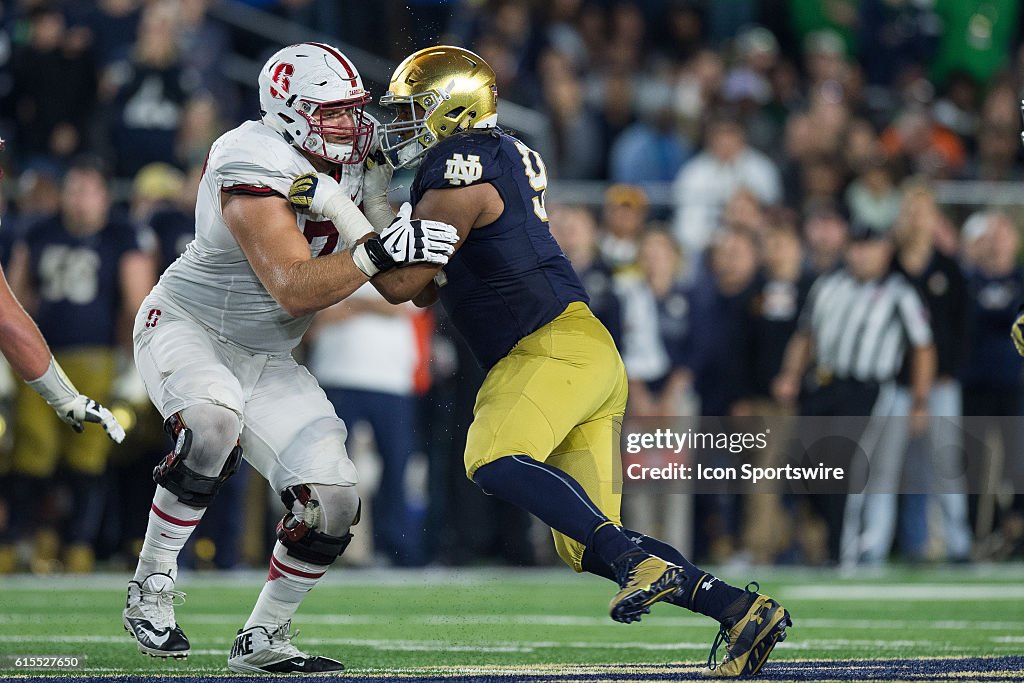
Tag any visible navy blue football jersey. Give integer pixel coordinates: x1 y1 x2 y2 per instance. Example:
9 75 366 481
411 129 589 369
22 216 145 349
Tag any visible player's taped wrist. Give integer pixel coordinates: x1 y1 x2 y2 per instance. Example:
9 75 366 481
351 239 396 277
317 190 376 245
362 192 396 232
26 357 80 410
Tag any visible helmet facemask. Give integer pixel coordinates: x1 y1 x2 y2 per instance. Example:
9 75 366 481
287 95 374 165
379 90 447 169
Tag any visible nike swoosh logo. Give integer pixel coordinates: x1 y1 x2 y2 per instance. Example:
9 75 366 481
136 623 171 646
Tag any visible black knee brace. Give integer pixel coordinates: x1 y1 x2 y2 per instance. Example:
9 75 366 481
153 413 242 508
276 485 355 565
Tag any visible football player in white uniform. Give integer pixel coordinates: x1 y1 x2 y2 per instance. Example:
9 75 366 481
121 43 457 673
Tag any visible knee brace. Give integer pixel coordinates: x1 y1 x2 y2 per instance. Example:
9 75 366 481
276 484 357 565
153 413 242 507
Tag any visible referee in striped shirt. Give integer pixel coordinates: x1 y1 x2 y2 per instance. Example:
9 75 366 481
774 222 936 563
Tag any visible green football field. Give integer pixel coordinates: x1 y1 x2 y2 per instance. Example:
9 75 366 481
1 565 1022 681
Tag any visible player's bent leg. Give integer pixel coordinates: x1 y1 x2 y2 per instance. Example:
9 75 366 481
472 455 686 624
124 404 242 659
229 483 358 674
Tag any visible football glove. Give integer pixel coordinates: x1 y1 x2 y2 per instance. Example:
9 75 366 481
27 358 125 443
1012 309 1024 357
54 394 126 443
351 202 458 276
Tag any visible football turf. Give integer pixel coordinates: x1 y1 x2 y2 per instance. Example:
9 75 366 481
1 565 1022 681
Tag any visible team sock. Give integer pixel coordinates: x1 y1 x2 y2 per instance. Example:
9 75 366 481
472 455 638 566
134 486 205 582
244 541 331 630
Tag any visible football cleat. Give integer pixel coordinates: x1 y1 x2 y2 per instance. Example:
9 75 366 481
609 553 686 624
122 573 190 658
703 584 791 678
227 621 344 673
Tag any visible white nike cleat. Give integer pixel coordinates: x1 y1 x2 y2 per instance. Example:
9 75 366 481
122 573 190 658
228 621 344 673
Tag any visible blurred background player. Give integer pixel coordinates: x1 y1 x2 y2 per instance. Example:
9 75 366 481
4 156 146 574
0 139 125 575
121 42 458 673
348 45 791 677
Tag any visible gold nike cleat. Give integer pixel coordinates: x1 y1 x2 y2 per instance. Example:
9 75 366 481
703 588 791 678
609 555 686 624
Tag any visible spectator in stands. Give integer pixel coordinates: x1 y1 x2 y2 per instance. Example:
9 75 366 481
9 4 97 165
964 83 1023 182
963 210 1024 558
687 225 760 419
175 95 224 169
549 205 623 347
733 211 814 564
307 285 428 566
608 80 692 188
598 184 649 272
671 112 782 260
845 154 904 234
891 181 972 562
69 0 141 67
102 0 196 177
801 201 849 276
880 102 966 180
177 0 233 105
624 229 693 418
5 157 154 572
540 50 605 180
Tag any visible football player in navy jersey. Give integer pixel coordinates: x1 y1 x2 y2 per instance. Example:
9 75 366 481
5 157 140 573
292 46 790 677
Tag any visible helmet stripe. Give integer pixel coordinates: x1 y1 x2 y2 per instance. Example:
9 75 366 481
303 42 358 83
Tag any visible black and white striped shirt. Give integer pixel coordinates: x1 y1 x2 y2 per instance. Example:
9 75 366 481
800 270 933 383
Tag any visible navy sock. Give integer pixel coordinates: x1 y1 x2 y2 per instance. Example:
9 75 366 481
582 528 748 624
472 455 635 566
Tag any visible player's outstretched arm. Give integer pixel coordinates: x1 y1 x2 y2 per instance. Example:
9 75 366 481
371 183 498 304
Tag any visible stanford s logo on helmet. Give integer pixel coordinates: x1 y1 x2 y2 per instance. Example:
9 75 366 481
258 43 373 165
269 62 294 99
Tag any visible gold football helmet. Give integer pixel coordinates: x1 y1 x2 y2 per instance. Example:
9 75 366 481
379 46 498 168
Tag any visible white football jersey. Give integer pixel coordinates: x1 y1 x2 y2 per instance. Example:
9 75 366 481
152 120 364 353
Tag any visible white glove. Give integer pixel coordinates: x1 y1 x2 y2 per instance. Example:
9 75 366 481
55 394 127 443
27 358 126 443
351 202 459 277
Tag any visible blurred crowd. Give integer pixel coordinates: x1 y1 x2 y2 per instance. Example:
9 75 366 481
0 0 1023 574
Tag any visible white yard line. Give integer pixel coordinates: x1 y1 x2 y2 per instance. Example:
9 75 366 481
2 612 1021 632
783 584 1024 600
0 634 1004 654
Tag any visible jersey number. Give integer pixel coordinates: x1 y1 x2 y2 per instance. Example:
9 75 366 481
303 220 340 258
513 140 549 222
38 245 100 304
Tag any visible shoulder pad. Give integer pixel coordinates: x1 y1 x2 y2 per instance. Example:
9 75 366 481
417 131 503 191
209 121 316 197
